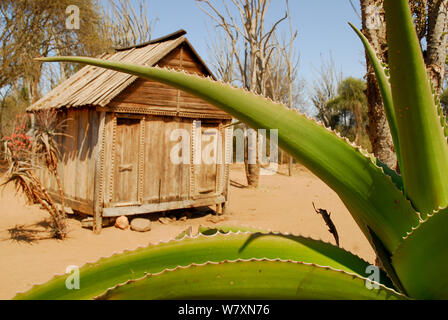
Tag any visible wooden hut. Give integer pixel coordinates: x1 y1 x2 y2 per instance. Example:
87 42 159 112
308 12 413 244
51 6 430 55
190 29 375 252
27 30 233 233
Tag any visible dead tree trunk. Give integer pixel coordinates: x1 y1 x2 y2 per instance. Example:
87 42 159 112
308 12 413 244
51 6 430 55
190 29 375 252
197 0 288 188
425 0 448 94
360 0 448 169
360 0 397 169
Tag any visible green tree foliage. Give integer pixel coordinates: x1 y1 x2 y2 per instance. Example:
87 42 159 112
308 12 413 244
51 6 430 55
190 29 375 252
320 77 370 150
337 77 368 146
0 0 153 140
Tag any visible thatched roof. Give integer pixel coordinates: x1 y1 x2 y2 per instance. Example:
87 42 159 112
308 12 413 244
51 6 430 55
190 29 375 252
28 30 214 111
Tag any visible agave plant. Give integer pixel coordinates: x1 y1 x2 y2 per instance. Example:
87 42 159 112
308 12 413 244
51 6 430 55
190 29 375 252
19 0 448 299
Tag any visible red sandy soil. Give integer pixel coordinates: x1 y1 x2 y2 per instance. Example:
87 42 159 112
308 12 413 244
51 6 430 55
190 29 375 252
0 164 375 299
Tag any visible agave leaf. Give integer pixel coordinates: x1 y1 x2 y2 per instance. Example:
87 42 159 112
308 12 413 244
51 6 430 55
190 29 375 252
190 226 408 295
95 259 407 300
349 23 402 172
384 0 448 216
391 206 448 299
36 56 420 253
375 159 403 192
366 227 406 295
14 232 392 300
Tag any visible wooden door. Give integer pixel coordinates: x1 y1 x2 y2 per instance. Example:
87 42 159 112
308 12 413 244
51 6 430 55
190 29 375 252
113 117 141 204
195 123 219 197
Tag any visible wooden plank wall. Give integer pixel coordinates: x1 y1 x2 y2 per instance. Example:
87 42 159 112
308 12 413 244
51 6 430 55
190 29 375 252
113 117 140 204
175 48 222 116
101 114 223 208
143 116 191 204
110 43 230 119
36 109 99 214
103 113 116 206
111 80 179 114
35 109 229 213
195 123 219 196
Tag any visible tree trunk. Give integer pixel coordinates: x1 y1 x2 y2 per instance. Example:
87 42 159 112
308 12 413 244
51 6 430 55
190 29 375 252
0 101 4 139
288 155 292 176
243 38 261 188
353 102 365 146
425 0 448 94
244 126 260 188
360 0 397 169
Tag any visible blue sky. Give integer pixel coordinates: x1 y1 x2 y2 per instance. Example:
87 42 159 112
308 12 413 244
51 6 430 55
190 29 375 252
145 1 365 82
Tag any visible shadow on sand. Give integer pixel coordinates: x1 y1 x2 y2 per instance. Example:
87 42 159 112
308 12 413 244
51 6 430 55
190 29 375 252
4 219 54 244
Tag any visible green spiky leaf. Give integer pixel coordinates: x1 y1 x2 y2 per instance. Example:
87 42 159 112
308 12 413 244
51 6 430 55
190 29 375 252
96 260 407 300
15 232 392 300
384 0 448 216
349 22 402 172
392 207 448 299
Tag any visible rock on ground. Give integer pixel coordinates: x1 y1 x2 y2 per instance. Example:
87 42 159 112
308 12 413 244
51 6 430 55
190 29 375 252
115 216 129 230
130 218 152 232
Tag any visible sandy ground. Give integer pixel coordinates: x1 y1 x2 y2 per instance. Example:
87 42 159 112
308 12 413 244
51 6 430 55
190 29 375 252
0 164 375 299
